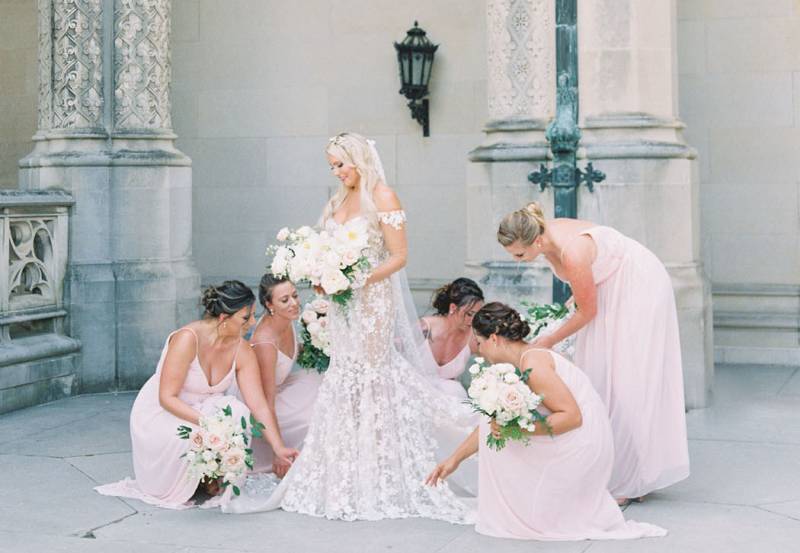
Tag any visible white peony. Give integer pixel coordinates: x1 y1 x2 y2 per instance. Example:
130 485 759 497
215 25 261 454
276 227 290 241
296 226 312 238
498 384 527 416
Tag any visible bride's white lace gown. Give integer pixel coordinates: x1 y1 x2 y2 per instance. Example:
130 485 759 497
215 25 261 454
227 210 474 522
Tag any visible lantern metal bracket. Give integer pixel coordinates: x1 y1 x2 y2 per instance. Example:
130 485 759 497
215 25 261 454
528 162 605 193
407 99 430 137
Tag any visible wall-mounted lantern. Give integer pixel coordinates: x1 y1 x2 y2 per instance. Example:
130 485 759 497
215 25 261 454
394 21 438 137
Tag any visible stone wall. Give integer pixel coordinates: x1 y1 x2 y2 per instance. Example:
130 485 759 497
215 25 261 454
169 0 486 298
677 0 800 364
0 0 37 189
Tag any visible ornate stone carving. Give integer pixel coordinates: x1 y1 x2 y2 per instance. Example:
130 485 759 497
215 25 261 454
49 0 104 130
8 218 56 309
113 0 172 131
486 0 555 122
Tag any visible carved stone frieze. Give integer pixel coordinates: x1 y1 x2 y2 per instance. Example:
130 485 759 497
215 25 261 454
48 0 104 130
113 0 172 131
486 0 555 122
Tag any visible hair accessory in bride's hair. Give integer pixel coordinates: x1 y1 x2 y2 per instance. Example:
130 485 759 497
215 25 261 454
328 135 345 146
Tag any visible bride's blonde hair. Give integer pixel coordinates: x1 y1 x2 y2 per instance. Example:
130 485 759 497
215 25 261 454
497 202 547 246
321 132 384 225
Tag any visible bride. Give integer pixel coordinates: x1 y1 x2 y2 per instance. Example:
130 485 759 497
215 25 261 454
226 133 474 522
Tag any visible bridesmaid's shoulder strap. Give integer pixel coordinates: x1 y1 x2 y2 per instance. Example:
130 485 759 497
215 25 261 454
170 327 200 354
518 347 553 371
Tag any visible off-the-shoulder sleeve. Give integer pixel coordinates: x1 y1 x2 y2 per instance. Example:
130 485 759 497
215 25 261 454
377 209 407 230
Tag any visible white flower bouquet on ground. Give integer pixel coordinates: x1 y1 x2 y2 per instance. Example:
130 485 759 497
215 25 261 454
520 300 576 358
176 405 265 496
268 221 371 307
466 358 551 451
297 298 331 373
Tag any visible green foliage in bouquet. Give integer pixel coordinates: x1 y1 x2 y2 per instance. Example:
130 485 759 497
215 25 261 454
520 301 570 338
297 325 330 374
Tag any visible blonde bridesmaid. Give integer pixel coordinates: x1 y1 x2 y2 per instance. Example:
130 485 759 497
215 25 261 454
427 303 666 541
496 203 689 504
95 281 299 509
419 278 484 398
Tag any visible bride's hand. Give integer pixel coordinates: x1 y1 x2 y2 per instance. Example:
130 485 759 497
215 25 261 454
425 457 460 486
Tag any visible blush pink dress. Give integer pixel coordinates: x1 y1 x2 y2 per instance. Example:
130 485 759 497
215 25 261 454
476 348 667 540
419 319 472 399
230 323 323 472
95 328 249 509
551 226 690 499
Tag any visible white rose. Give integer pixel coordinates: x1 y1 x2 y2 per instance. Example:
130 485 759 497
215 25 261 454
495 363 515 375
202 450 215 462
340 249 359 267
503 372 520 384
296 226 312 238
477 381 499 414
468 363 481 375
474 357 485 364
276 227 290 241
307 321 321 335
311 298 329 314
320 269 350 295
302 310 318 324
498 384 527 416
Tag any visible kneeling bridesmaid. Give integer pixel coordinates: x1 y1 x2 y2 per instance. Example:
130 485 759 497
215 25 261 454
96 281 299 509
427 303 666 541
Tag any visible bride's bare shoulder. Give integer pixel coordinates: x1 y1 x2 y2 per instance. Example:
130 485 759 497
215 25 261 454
373 184 402 211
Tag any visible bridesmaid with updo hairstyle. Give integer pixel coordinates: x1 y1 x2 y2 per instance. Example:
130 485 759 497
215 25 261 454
96 280 299 509
496 202 690 505
427 302 667 541
419 277 484 398
230 273 323 476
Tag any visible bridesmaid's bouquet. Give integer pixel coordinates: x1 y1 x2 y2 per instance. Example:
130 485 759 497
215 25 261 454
466 358 551 451
176 405 265 496
268 221 371 307
297 298 331 373
520 300 575 358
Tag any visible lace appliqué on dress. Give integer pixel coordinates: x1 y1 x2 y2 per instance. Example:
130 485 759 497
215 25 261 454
377 210 407 230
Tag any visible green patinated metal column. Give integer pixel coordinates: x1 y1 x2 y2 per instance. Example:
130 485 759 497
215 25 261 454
529 0 604 304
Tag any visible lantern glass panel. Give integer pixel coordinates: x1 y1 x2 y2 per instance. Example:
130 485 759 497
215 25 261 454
412 52 424 86
422 54 434 86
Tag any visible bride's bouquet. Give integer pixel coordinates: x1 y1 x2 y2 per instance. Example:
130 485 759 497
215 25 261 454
268 221 371 307
467 358 551 451
520 300 575 358
297 298 331 373
176 405 265 496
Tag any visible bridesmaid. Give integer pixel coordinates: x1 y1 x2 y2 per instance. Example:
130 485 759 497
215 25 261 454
242 274 323 476
419 278 484 398
95 281 299 509
497 202 689 504
427 303 667 541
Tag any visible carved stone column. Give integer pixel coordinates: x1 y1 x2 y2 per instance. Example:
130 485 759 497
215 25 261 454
19 0 200 392
466 0 557 306
577 0 712 407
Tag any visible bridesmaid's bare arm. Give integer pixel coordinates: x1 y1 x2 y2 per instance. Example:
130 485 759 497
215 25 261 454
158 330 204 425
236 345 299 469
251 341 279 412
521 350 582 435
534 237 597 348
425 427 480 486
364 185 407 286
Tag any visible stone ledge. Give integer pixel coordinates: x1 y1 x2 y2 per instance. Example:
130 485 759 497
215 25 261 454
0 189 74 207
0 334 81 368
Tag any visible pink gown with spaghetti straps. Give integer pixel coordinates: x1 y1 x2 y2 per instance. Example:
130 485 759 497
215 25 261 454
419 319 472 399
476 348 667 540
95 328 249 509
230 323 323 472
550 226 690 498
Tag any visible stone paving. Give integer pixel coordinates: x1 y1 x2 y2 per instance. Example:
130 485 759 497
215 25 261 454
1 364 799 553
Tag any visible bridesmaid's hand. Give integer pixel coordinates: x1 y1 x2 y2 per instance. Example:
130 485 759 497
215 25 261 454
273 446 300 475
313 285 325 296
490 419 503 440
425 457 460 486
